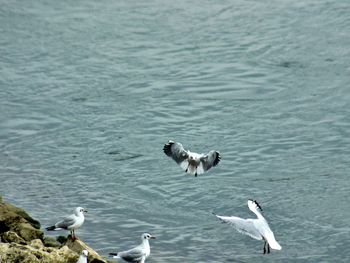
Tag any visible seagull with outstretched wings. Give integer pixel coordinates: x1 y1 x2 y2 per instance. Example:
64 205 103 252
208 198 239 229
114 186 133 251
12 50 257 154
163 140 220 176
213 200 282 254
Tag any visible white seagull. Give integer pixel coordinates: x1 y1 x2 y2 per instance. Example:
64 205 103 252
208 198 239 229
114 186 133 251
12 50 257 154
76 250 88 263
163 140 220 176
46 207 87 240
213 200 282 254
109 233 155 263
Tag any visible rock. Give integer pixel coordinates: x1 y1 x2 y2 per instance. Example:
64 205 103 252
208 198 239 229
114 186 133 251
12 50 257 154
56 235 68 244
0 198 40 230
0 201 43 242
30 239 44 249
11 208 41 230
15 222 43 242
0 196 113 263
0 242 78 263
0 231 26 244
43 236 61 248
65 238 112 263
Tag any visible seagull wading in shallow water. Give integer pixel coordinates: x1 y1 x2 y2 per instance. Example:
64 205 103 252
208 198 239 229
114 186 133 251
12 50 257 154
76 250 88 263
46 207 87 240
163 140 221 176
109 233 155 263
213 200 282 254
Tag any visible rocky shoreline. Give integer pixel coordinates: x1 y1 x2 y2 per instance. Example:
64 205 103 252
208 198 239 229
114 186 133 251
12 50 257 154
0 196 113 263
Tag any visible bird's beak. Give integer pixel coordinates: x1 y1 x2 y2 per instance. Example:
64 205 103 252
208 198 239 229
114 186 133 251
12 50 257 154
84 209 88 213
150 236 156 239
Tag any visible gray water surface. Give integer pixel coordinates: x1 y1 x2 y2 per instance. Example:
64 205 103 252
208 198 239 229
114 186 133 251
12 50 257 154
1 0 350 262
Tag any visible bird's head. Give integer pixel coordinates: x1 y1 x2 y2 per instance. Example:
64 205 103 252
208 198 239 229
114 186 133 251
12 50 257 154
142 233 156 240
75 207 88 215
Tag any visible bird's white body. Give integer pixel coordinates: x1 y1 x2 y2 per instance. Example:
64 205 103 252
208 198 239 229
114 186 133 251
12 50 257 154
214 200 281 253
110 233 155 263
114 239 150 262
46 207 87 239
163 141 220 176
76 250 88 263
53 207 85 231
179 151 206 175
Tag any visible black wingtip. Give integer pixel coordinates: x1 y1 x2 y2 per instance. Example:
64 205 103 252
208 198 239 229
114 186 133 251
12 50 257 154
163 140 175 156
249 199 263 211
109 252 119 257
254 200 263 211
45 226 55 231
213 151 221 166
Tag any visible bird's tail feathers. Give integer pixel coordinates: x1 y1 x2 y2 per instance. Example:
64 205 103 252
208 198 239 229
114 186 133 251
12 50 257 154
269 240 282 250
45 226 56 231
109 252 120 258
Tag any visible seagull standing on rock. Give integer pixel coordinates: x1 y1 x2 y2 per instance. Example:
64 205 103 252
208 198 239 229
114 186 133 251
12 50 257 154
213 200 282 254
46 207 87 241
109 233 155 263
163 140 221 176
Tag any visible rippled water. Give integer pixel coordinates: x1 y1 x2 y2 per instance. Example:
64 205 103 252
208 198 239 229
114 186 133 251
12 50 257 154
1 0 350 262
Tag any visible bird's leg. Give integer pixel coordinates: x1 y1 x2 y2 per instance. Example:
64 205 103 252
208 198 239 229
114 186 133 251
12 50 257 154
263 241 267 254
185 163 190 173
195 166 197 177
267 244 270 254
72 230 77 241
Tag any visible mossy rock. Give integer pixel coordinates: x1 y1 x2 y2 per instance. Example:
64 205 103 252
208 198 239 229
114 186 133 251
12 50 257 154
0 202 43 241
43 236 61 248
0 242 78 263
0 231 26 244
0 197 112 263
56 235 68 244
65 238 112 263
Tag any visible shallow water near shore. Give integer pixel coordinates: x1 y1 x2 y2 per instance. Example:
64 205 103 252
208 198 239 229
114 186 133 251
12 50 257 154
1 0 350 262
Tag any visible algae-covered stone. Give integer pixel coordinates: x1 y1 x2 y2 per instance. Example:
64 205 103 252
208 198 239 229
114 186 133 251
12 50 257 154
10 207 41 229
56 235 68 244
0 201 43 242
15 222 43 242
30 239 43 249
0 231 26 244
0 199 40 230
0 196 112 263
0 242 78 263
0 243 41 263
43 236 61 248
65 238 111 263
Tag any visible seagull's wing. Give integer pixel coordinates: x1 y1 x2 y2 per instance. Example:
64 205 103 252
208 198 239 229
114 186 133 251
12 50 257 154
199 151 220 171
214 214 262 240
163 141 189 164
118 246 145 263
254 220 282 250
55 214 76 229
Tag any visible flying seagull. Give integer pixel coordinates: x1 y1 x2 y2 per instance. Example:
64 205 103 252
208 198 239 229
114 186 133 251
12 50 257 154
213 200 281 254
46 207 87 240
163 140 220 176
109 233 156 263
76 250 88 263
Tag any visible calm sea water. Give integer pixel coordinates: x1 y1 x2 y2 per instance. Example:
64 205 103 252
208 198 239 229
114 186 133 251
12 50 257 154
1 0 350 262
